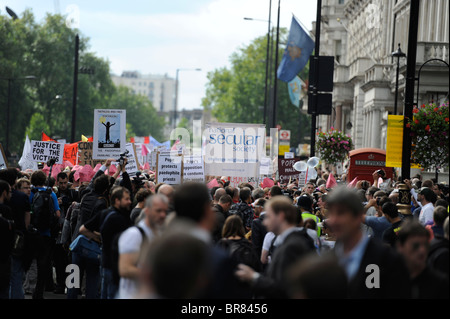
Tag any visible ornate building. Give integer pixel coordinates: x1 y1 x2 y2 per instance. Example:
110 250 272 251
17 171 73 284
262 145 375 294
314 0 449 150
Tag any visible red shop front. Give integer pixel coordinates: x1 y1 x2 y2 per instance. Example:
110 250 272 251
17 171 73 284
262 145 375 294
347 148 394 183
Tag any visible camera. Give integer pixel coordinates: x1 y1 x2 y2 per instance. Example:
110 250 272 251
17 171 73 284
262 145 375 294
47 158 56 167
118 150 129 167
376 169 385 177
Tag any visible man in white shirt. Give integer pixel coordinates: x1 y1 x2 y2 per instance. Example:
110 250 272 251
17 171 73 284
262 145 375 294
117 194 169 298
416 187 437 226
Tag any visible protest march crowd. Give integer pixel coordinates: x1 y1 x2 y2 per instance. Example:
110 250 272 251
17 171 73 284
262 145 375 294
0 158 449 299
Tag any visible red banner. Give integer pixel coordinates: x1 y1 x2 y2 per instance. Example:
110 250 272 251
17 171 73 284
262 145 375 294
63 143 78 166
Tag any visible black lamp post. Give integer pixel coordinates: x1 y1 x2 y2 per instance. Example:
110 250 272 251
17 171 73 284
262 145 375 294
391 43 406 115
1 76 36 155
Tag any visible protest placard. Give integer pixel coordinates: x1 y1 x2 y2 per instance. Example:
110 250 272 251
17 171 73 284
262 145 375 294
204 122 265 178
93 109 126 159
259 157 271 175
78 142 103 167
156 152 182 185
30 141 64 164
63 142 78 166
124 143 140 177
278 157 300 184
183 155 204 182
0 144 8 170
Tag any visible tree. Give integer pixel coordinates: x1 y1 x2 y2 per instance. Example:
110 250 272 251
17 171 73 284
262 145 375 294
1 9 164 155
202 29 311 148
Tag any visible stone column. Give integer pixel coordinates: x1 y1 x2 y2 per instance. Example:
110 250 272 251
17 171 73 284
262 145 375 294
371 108 381 149
335 104 343 131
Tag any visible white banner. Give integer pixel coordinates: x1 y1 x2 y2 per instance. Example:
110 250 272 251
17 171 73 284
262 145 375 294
30 141 64 164
93 109 126 159
0 143 7 170
203 122 265 178
183 155 205 182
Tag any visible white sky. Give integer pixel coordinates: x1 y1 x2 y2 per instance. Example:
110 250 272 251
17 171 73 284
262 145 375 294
1 0 317 110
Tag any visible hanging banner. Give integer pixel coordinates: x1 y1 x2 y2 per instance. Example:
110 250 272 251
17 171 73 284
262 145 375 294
93 109 126 159
0 144 8 170
30 141 64 164
63 143 78 166
385 115 420 168
203 122 265 178
156 152 183 185
183 155 205 182
77 142 103 167
288 76 302 107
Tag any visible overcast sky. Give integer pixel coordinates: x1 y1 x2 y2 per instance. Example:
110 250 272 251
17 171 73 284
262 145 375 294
1 0 317 110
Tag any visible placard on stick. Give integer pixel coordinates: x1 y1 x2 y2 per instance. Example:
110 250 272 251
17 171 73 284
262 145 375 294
156 151 183 185
30 141 64 164
0 144 8 170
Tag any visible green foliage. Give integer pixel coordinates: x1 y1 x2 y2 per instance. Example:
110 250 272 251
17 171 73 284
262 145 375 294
1 9 164 154
408 101 449 170
202 29 311 147
316 128 353 164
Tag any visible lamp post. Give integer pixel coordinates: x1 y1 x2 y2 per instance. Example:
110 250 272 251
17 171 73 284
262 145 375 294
173 68 201 130
271 0 281 130
391 43 406 115
1 76 36 155
244 0 272 125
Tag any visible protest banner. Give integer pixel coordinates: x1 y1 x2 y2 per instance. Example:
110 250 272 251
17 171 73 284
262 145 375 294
93 109 126 159
278 157 300 184
30 141 64 164
156 151 182 185
203 122 265 178
259 157 271 175
124 143 140 177
0 144 8 170
229 176 262 189
77 142 103 167
183 155 205 182
63 142 78 166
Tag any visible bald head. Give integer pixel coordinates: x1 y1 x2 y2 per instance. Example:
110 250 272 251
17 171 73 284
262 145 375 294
214 188 226 203
158 184 174 203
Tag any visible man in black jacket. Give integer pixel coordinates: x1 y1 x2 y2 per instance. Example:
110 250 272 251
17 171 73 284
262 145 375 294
212 194 232 243
326 187 411 298
235 196 313 298
251 198 267 260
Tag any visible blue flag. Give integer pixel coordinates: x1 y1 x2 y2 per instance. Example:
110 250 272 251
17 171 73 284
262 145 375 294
277 17 314 82
288 76 302 107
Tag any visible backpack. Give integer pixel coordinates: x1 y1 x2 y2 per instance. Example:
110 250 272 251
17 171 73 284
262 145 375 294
218 238 261 272
72 191 107 241
268 228 316 258
100 211 146 285
31 187 58 236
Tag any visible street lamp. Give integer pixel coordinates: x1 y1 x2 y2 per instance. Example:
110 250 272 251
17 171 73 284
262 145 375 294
0 75 36 155
244 2 272 126
173 68 202 130
391 43 406 115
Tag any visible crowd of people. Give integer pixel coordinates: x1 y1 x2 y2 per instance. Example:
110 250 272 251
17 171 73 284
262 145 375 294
0 159 449 299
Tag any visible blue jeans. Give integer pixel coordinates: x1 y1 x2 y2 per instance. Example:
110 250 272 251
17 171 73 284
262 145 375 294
9 256 24 299
101 267 118 299
67 251 100 299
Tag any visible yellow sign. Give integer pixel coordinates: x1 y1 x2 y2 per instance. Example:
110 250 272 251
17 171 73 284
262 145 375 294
386 115 420 168
278 143 290 156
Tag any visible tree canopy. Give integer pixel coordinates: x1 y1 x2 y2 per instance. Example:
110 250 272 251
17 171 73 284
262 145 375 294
202 29 311 148
0 9 165 155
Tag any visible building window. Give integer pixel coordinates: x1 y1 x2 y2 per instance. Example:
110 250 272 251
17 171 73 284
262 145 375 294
338 0 344 4
335 40 342 63
139 82 141 86
149 82 154 88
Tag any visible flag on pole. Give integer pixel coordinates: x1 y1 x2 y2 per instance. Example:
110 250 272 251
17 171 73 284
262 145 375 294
326 173 338 189
81 135 93 142
277 16 314 82
18 135 37 170
42 132 57 142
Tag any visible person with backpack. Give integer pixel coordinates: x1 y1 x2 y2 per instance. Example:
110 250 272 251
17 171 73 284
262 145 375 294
66 173 110 299
92 187 133 299
229 187 254 232
117 194 169 298
29 170 61 299
217 215 261 273
235 196 315 299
